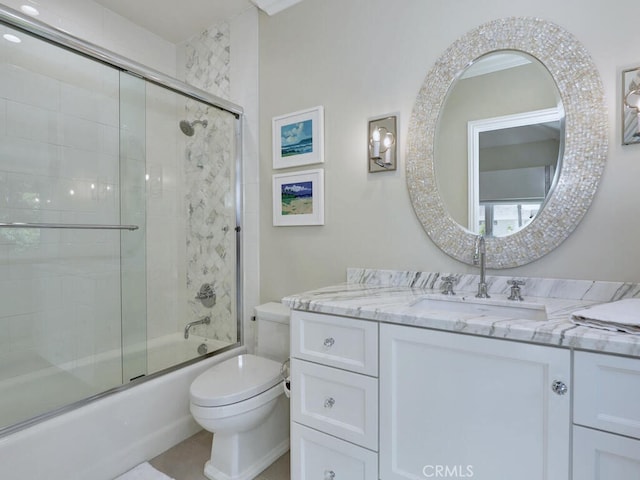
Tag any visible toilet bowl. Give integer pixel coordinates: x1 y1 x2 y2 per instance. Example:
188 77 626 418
189 303 290 480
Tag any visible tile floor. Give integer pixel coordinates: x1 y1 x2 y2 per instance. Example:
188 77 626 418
149 430 290 480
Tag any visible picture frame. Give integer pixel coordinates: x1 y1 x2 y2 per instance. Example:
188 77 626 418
272 169 324 226
272 106 324 169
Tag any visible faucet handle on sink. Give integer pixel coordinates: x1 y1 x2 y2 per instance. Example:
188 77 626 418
441 275 456 295
507 280 525 301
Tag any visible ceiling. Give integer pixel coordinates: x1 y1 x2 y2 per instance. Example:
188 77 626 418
93 0 255 43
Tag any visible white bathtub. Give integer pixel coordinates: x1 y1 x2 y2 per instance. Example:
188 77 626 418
0 339 244 480
0 334 231 430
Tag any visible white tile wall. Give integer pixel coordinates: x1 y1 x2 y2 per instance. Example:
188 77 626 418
0 31 123 380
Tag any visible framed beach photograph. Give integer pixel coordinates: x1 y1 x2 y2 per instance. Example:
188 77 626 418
272 106 324 169
272 169 324 226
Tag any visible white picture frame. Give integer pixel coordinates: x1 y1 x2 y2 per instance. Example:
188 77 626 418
272 169 324 226
272 106 324 169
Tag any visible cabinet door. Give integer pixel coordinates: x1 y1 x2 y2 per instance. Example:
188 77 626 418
574 351 640 440
573 426 640 478
379 324 570 480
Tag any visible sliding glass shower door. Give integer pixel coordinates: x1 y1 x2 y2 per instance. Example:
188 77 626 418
0 22 147 431
0 5 241 435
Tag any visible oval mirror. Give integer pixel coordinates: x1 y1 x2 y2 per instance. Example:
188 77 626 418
435 51 564 237
406 17 607 268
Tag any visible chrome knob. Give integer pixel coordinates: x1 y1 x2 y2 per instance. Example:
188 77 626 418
323 337 335 348
324 397 335 408
552 380 568 395
324 470 336 480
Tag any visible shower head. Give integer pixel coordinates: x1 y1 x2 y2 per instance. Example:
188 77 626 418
179 119 208 136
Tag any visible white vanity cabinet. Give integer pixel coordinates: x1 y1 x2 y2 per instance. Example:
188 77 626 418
573 351 640 479
290 310 379 480
379 323 571 480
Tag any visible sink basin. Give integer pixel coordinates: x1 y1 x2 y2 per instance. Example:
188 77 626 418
412 294 548 321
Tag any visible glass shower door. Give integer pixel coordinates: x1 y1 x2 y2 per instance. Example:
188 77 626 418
0 22 146 432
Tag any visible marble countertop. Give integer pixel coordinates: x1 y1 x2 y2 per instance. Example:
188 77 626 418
281 269 640 358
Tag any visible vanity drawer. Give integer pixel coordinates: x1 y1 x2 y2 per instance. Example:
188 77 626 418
573 425 640 479
291 359 378 450
291 310 378 376
574 351 640 439
291 423 378 480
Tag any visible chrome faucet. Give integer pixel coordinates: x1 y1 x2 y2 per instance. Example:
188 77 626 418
184 316 211 339
474 235 490 298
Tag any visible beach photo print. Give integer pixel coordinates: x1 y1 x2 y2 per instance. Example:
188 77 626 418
272 106 324 169
272 169 324 226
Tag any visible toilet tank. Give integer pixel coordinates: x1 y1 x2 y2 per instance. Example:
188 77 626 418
254 302 290 363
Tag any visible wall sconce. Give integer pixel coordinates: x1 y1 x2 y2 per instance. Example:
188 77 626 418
622 66 640 145
368 115 398 172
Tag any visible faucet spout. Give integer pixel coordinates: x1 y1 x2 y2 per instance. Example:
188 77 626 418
474 235 490 299
184 316 211 339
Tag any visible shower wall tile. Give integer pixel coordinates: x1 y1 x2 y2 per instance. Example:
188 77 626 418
6 102 62 145
0 279 37 317
101 125 120 158
0 99 6 136
6 313 38 355
61 115 103 152
0 64 61 112
183 23 231 99
183 107 237 344
0 137 62 177
61 83 116 126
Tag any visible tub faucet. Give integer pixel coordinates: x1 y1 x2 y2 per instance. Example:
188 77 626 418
474 235 490 298
184 316 211 339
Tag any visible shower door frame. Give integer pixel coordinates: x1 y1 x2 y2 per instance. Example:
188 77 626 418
0 4 245 435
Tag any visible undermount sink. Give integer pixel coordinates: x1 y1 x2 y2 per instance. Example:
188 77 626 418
411 294 548 321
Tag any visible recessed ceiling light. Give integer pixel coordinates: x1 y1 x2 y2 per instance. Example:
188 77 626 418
20 5 39 16
3 34 21 43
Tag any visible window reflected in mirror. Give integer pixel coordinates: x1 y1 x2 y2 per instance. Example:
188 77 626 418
434 50 563 237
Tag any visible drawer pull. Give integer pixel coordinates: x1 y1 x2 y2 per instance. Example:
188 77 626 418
551 380 568 395
323 337 335 348
324 470 336 480
324 397 336 409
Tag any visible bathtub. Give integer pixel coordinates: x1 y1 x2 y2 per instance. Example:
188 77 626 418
0 337 244 480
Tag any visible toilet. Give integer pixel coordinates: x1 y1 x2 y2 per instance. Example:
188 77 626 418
190 302 290 480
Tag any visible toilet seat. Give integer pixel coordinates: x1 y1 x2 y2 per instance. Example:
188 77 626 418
190 354 282 407
190 381 283 421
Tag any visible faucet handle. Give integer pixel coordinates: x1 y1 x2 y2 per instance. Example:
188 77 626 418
507 280 525 301
441 275 456 295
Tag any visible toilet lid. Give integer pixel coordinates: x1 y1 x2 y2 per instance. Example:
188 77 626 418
190 354 283 407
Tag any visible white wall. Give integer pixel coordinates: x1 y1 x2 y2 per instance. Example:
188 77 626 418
258 0 640 302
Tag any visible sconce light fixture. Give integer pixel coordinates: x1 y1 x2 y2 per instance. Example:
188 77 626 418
368 115 398 172
622 66 640 145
